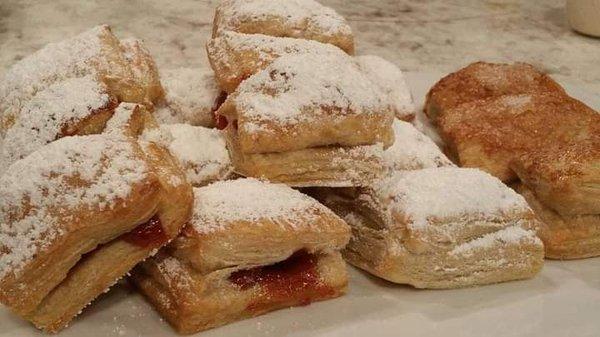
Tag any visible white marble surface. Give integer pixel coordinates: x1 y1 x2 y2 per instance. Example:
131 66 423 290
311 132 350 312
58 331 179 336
1 0 599 91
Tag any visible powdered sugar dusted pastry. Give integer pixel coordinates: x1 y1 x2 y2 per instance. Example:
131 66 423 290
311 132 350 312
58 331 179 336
0 76 118 173
206 31 346 92
0 25 141 135
212 0 354 54
120 38 165 105
142 123 233 186
424 61 566 123
0 134 193 332
132 178 350 334
356 55 415 122
439 93 600 182
383 119 453 172
154 67 220 127
218 53 394 186
314 167 544 289
511 138 600 259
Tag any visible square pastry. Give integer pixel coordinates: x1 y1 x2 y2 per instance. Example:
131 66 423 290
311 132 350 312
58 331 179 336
314 167 544 289
217 53 395 187
212 0 354 54
132 178 350 334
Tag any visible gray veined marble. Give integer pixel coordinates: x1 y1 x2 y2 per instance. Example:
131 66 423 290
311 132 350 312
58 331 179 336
0 0 599 91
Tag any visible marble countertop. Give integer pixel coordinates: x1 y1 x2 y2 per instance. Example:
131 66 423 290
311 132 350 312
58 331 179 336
1 0 599 91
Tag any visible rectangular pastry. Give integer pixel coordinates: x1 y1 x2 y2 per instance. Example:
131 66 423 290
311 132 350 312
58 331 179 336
439 93 600 182
424 61 565 123
313 167 544 289
131 178 350 334
0 133 192 332
217 52 394 187
511 138 600 259
212 0 354 54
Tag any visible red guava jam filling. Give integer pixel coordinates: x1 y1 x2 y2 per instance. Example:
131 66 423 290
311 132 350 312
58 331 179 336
122 215 168 248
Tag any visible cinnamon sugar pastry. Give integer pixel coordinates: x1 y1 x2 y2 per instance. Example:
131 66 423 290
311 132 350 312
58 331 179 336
424 61 566 123
356 55 415 122
0 76 119 173
120 38 165 105
132 178 350 334
212 0 354 54
218 53 394 186
0 25 143 135
439 93 600 182
0 133 193 332
511 138 600 259
142 123 233 187
154 67 221 127
313 168 544 289
206 31 346 93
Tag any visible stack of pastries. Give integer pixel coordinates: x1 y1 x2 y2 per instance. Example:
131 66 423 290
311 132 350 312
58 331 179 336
0 0 594 335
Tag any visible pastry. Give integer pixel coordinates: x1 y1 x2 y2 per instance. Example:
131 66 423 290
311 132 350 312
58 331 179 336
0 76 118 173
142 123 233 186
131 178 350 334
313 167 544 289
439 93 599 182
424 61 566 123
206 30 346 93
511 137 600 259
383 119 454 172
120 38 165 105
0 133 193 332
217 53 394 186
212 0 354 54
0 25 143 136
154 67 221 127
355 55 415 122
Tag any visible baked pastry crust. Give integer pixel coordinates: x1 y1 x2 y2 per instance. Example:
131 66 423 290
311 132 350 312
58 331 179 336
0 133 192 332
424 61 565 123
439 93 599 182
355 55 415 122
142 123 233 187
212 0 354 54
313 167 544 289
132 179 350 334
515 183 600 260
217 53 394 154
120 38 165 105
206 31 346 93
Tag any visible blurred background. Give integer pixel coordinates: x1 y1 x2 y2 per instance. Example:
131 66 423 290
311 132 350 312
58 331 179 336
0 0 598 90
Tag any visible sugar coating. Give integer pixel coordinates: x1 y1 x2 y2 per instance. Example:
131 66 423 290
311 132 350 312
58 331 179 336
383 119 453 171
104 102 139 133
156 255 193 290
156 67 220 126
1 76 114 171
141 124 232 186
215 0 352 36
371 167 530 230
0 134 149 279
355 55 415 120
234 53 388 134
449 225 542 257
191 178 328 234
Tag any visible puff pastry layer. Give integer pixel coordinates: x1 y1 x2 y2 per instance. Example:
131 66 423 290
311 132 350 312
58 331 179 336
120 38 165 105
0 133 192 332
313 168 544 289
132 179 349 334
212 0 354 54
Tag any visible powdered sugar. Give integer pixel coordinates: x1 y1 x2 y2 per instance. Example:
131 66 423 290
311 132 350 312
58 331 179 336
234 53 388 134
215 0 352 37
371 167 530 230
355 55 415 121
191 178 326 234
449 225 541 257
157 67 219 127
0 134 149 279
1 76 115 170
383 120 453 171
141 124 232 186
